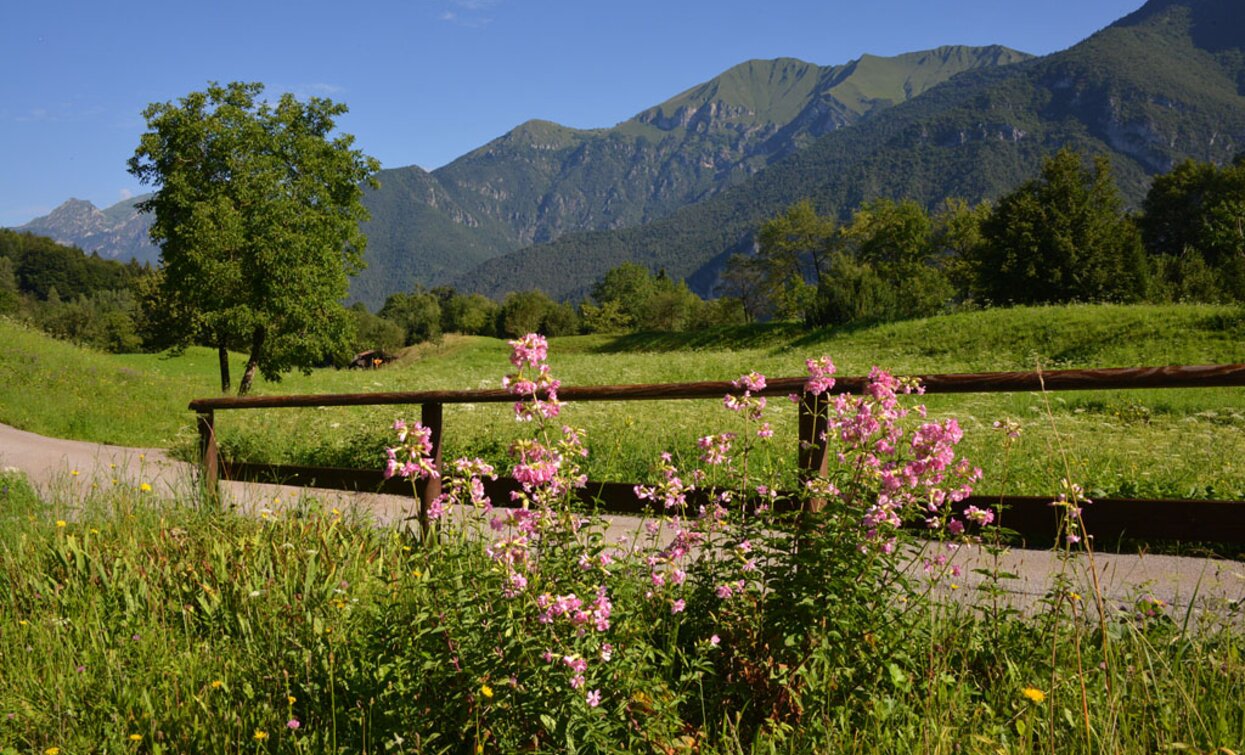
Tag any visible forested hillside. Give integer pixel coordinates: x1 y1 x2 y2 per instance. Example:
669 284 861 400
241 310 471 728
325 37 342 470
461 0 1245 301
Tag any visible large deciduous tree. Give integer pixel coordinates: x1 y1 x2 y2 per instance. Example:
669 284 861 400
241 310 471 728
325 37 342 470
755 199 837 323
974 149 1148 305
128 81 379 394
1140 156 1245 300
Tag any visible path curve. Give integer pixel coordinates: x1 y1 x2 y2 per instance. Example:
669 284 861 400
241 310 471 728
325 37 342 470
2 422 1242 615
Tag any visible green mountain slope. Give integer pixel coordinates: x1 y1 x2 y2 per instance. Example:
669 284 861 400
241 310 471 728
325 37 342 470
460 0 1245 302
354 45 1029 307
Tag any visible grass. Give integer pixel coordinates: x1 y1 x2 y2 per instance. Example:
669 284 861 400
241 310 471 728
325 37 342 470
2 464 1243 753
3 303 1245 500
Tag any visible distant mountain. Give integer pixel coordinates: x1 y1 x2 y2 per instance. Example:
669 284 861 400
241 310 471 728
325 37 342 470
460 0 1245 302
13 196 159 266
351 44 1030 307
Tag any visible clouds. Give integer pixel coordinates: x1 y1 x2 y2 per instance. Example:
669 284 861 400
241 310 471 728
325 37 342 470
438 0 500 27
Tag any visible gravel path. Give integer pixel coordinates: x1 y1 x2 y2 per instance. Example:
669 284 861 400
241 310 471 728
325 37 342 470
3 421 1242 616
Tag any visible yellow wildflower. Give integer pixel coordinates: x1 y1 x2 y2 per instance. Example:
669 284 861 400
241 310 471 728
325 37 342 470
45 748 60 755
56 520 67 528
139 483 152 493
129 733 143 742
253 730 269 741
71 470 79 477
1022 687 1046 704
480 683 494 699
288 695 297 705
210 679 223 689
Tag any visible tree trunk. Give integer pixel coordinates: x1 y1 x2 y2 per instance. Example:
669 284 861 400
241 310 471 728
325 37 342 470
238 326 266 396
217 340 231 394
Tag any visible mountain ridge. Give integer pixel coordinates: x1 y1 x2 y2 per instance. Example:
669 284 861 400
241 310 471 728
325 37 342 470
457 0 1245 303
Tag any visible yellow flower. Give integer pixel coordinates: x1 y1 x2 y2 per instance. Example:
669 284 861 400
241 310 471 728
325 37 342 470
331 508 341 517
480 683 494 699
1022 687 1046 704
1069 592 1082 602
18 619 28 626
288 695 297 705
129 733 143 742
56 520 67 528
253 729 269 741
210 679 223 689
71 470 79 477
45 748 60 755
139 483 152 493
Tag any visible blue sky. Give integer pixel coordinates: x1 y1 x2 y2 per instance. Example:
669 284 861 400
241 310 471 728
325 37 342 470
1 0 1145 227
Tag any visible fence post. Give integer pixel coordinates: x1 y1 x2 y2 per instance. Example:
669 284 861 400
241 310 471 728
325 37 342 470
797 391 830 514
197 410 220 508
419 401 444 538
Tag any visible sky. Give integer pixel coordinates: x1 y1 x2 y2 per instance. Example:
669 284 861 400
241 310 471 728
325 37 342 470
0 0 1146 228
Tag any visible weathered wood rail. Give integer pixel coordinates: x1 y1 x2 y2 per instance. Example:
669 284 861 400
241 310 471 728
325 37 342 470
189 364 1245 544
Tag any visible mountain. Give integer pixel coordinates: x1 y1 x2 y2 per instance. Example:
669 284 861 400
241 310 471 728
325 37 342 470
351 45 1030 307
13 196 160 266
460 0 1245 302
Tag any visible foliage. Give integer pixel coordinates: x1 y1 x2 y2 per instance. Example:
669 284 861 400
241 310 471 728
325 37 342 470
1141 156 1245 301
346 302 404 355
584 262 725 333
128 81 379 394
0 257 18 315
754 199 835 322
0 228 146 303
378 289 443 346
436 288 500 336
498 290 579 338
974 150 1150 305
36 289 143 354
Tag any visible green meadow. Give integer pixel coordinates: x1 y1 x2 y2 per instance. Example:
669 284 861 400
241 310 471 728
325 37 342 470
3 303 1244 500
4 304 1245 752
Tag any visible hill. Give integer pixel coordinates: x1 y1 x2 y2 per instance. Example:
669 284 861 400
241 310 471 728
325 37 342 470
351 46 1030 307
13 195 159 266
460 0 1245 301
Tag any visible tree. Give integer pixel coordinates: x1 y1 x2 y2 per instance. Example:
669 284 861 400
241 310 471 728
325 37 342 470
755 199 836 322
128 82 379 394
974 150 1148 305
1141 156 1245 300
0 256 19 315
379 290 443 346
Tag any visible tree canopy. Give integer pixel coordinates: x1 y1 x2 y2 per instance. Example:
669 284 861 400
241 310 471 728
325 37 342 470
974 150 1148 305
128 81 379 394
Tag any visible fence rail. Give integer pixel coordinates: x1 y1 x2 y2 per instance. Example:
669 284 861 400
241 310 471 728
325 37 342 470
190 364 1245 544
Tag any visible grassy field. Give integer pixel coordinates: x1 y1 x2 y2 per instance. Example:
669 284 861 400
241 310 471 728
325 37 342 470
3 465 1243 753
2 303 1245 499
4 306 1245 752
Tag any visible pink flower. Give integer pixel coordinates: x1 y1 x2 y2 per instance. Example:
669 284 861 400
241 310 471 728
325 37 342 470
671 599 686 614
287 719 301 730
586 689 601 707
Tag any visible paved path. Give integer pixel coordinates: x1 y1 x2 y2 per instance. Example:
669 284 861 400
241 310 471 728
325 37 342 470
2 421 1243 617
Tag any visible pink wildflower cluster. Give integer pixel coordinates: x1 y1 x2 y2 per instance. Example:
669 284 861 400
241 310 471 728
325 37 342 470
384 420 439 481
824 367 982 550
724 372 768 421
504 333 561 422
634 452 692 511
804 356 837 396
698 433 734 466
536 586 612 632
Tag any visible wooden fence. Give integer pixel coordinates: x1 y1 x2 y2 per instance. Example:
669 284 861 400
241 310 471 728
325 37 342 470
189 364 1245 544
